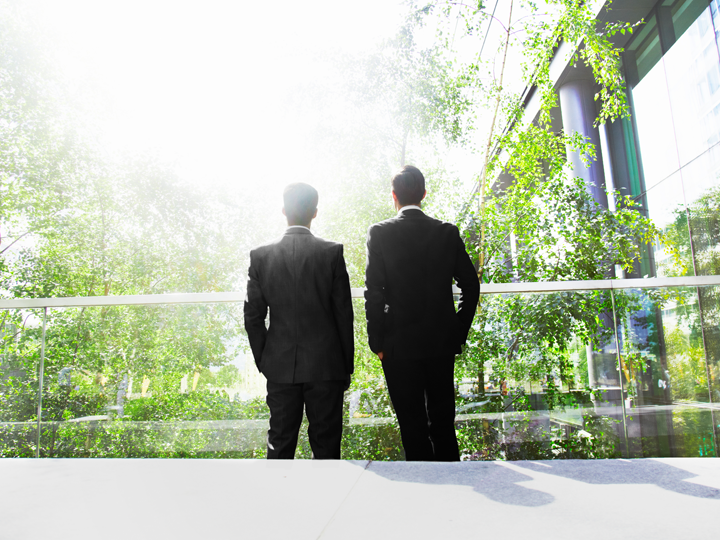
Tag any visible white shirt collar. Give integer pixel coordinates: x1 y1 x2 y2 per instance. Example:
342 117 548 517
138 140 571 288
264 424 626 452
286 225 312 232
397 205 422 215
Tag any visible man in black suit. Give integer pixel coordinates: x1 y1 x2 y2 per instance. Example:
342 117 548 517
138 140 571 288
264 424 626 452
244 183 354 459
364 165 479 461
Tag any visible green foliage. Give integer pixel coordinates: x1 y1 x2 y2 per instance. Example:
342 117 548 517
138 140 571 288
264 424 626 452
663 185 720 277
672 407 718 457
215 364 242 389
0 0 701 462
407 0 685 408
456 412 620 461
665 327 709 401
123 392 267 422
549 414 621 459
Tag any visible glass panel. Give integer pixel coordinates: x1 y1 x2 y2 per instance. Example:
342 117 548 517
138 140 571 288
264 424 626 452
664 5 720 168
0 309 42 457
697 284 720 405
5 288 715 461
632 59 680 191
680 145 720 276
642 171 690 277
671 0 712 43
626 15 663 85
454 290 628 460
322 299 402 460
616 286 718 458
448 287 720 460
37 303 268 458
713 0 720 49
33 299 405 460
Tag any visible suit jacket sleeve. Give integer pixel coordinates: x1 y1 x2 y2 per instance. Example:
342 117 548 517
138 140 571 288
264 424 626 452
364 225 386 354
331 245 354 374
243 250 268 370
453 228 480 345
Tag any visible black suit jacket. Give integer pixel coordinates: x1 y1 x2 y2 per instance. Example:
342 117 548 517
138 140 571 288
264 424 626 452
364 209 479 359
244 228 354 384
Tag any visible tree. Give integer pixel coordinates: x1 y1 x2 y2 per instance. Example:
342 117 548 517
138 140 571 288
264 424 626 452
413 0 678 405
663 185 720 404
0 3 261 456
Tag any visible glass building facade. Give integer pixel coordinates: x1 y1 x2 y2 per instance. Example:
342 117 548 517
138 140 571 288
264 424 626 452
625 0 720 280
547 0 720 457
626 0 720 446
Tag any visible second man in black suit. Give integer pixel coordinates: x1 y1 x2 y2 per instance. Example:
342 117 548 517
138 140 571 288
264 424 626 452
244 183 354 459
364 165 479 461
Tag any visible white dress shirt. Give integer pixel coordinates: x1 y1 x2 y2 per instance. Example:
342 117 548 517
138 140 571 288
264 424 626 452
397 205 422 215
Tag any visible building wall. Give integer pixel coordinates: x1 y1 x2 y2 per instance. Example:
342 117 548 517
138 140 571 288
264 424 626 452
541 0 720 456
624 0 720 279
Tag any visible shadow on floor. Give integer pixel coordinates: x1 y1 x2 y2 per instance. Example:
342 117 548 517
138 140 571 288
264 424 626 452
352 459 720 506
358 461 555 507
512 459 720 500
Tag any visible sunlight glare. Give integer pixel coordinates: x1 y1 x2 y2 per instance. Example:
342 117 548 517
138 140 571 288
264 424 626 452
27 0 405 195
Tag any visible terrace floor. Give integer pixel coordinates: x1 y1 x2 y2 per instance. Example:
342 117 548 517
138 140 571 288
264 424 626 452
2 457 719 539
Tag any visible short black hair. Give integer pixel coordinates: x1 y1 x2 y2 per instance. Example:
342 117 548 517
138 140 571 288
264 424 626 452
283 183 318 224
391 165 425 206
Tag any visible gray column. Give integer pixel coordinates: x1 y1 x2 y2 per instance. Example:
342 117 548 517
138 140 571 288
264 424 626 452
559 78 610 395
558 79 609 209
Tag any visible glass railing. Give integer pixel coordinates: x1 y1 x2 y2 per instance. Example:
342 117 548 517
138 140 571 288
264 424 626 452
1 276 719 460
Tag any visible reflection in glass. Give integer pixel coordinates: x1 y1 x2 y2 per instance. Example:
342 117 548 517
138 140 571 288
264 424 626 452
680 145 720 277
625 14 662 86
632 60 679 191
1 288 717 460
671 0 712 43
453 290 631 459
697 285 720 404
629 3 720 283
0 309 42 457
616 286 719 457
35 303 269 458
679 141 720 210
664 5 720 168
643 172 688 277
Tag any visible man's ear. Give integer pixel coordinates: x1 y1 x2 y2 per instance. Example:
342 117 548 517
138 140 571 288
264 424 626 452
312 208 318 219
391 190 398 202
421 190 427 201
282 207 286 216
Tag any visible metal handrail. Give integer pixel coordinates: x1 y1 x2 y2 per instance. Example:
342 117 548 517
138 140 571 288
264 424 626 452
0 275 719 309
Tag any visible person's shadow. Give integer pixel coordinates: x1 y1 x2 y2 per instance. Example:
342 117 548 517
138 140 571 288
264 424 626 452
512 459 720 499
355 459 720 507
359 461 555 507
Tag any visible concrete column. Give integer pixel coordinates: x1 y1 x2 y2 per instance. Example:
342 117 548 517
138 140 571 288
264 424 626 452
558 79 609 209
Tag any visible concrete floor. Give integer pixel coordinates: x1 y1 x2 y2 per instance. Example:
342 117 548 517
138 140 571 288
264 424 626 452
1 458 719 540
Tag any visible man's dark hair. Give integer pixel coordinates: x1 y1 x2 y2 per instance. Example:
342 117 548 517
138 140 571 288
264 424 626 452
391 165 425 206
283 182 319 224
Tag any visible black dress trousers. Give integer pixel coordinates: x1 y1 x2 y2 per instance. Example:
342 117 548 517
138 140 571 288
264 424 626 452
381 353 460 462
266 379 346 459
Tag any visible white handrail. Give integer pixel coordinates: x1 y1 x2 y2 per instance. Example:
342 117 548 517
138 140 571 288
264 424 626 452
1 275 719 309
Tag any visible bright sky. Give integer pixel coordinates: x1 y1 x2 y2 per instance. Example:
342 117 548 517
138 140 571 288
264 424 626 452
26 0 407 199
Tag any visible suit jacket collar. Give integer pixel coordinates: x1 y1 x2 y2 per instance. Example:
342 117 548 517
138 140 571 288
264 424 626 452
397 208 425 219
397 205 422 214
284 226 313 236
